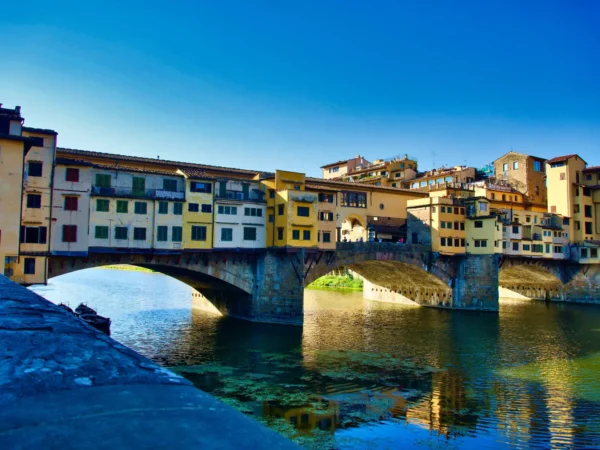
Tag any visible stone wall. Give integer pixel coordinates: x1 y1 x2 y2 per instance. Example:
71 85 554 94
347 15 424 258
0 275 298 449
452 254 499 310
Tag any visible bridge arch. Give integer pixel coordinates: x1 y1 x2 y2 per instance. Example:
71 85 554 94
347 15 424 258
48 254 256 318
305 243 457 307
499 260 563 300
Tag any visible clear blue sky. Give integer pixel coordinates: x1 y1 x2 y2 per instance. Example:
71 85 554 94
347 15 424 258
1 0 599 176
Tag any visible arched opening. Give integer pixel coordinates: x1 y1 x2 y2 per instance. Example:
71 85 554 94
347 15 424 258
308 260 452 307
45 261 253 320
499 265 563 300
340 214 367 242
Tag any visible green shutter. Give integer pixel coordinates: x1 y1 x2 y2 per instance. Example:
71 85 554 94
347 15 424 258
172 226 183 242
116 200 128 213
96 199 109 212
157 226 168 242
132 177 145 195
219 181 227 197
242 183 249 199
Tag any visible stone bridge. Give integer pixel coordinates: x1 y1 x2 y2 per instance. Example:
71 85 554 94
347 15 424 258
48 243 500 326
499 256 600 303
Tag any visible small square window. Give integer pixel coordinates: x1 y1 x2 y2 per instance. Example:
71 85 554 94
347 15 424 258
66 168 80 182
133 227 146 241
64 196 78 211
114 227 128 240
173 203 183 215
303 230 311 240
292 230 300 240
27 194 41 209
28 162 43 177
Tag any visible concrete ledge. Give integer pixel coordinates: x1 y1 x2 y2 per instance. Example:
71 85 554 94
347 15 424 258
0 275 297 449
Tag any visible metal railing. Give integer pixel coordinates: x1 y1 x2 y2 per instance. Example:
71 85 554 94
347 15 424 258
91 185 185 200
215 190 266 202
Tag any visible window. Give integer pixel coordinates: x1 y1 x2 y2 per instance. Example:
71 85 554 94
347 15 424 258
134 202 147 215
277 227 284 240
244 207 262 217
523 244 530 251
64 196 78 211
491 193 496 200
24 258 36 275
221 228 233 242
95 226 109 239
319 211 334 221
441 222 446 229
585 222 593 234
217 205 237 215
535 185 540 196
512 242 519 251
297 206 310 217
584 205 593 218
173 203 183 215
269 214 274 223
28 162 43 177
455 239 460 247
322 232 331 243
512 225 519 234
441 237 446 246
133 227 146 241
591 248 598 258
62 225 77 243
294 185 300 191
114 227 128 240
340 191 367 208
20 226 47 244
201 204 212 213
132 177 146 195
474 240 488 248
554 246 563 253
479 203 487 212
441 206 446 213
391 183 396 187
27 194 41 208
502 163 508 172
96 199 109 212
292 230 300 240
460 222 465 230
158 201 168 214
243 227 257 241
533 161 542 172
163 179 178 192
116 200 128 213
172 226 182 242
66 168 79 182
303 230 311 240
513 161 518 170
278 204 284 215
447 238 453 247
461 239 466 247
95 174 111 187
318 193 334 203
190 226 206 241
188 203 199 212
190 181 212 193
157 226 168 242
454 222 459 230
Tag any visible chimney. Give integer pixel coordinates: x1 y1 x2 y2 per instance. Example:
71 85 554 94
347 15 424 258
15 106 21 114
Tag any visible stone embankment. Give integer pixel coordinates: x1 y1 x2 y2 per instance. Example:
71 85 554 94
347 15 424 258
0 275 297 449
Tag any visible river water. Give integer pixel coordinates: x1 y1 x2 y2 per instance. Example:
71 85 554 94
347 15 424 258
30 269 600 449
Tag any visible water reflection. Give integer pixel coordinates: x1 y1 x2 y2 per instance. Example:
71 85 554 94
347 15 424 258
30 270 600 449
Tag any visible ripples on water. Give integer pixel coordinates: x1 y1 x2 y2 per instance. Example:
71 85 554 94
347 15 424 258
30 269 600 449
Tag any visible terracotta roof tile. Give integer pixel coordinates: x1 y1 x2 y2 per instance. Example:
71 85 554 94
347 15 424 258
305 177 427 195
320 159 349 169
583 165 600 173
92 163 183 177
22 126 58 136
55 157 94 167
57 147 261 175
546 154 581 164
178 168 216 180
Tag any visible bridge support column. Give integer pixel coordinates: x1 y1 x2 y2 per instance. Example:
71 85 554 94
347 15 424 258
452 254 499 311
249 251 304 326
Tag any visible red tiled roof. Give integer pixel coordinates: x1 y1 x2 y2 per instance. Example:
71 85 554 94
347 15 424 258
546 154 582 164
305 177 427 195
178 168 216 180
92 163 183 177
22 126 58 136
55 157 94 167
583 165 600 173
320 159 349 169
57 147 260 176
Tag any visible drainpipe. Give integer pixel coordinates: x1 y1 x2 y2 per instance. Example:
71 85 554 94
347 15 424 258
17 143 30 266
45 138 57 284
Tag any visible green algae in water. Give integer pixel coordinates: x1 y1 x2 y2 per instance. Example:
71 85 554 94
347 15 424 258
499 352 600 403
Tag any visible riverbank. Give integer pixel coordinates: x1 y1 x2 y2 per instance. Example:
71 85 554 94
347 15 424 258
95 265 156 273
307 275 363 290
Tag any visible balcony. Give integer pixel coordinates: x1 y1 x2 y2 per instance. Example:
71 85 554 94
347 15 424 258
215 190 266 203
91 185 185 200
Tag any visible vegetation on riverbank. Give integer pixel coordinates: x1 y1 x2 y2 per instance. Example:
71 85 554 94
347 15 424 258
307 274 363 290
96 264 156 273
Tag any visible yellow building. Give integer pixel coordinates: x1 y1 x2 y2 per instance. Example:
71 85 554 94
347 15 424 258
178 168 214 250
464 197 501 254
0 105 34 280
406 197 467 253
263 170 318 249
